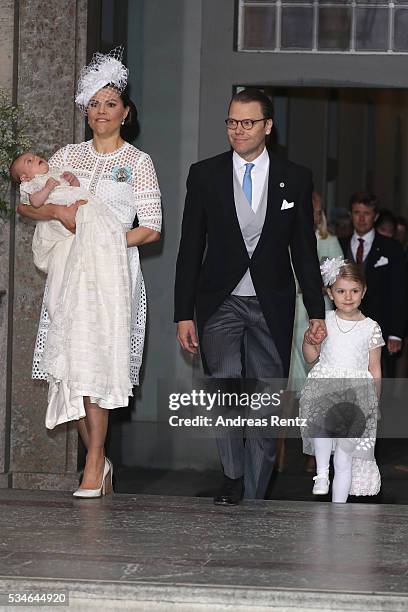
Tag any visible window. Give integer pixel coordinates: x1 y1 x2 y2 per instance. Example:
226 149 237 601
238 1 408 53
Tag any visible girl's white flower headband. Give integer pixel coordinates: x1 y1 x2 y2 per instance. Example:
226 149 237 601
320 256 347 286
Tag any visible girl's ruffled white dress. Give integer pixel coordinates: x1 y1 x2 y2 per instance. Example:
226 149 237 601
300 310 385 496
288 233 344 394
31 141 162 429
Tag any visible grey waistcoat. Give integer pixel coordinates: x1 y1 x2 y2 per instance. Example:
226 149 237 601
231 170 269 296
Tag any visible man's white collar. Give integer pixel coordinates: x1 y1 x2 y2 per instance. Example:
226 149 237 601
233 147 269 169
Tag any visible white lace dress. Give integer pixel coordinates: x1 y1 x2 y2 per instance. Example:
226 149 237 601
32 140 162 397
300 310 385 496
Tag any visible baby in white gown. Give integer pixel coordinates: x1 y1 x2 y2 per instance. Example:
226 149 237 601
11 152 133 428
12 152 106 318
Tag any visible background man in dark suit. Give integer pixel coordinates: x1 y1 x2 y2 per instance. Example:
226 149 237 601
174 89 326 504
339 192 407 377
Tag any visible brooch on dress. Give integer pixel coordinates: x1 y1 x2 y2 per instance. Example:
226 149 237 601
112 165 132 183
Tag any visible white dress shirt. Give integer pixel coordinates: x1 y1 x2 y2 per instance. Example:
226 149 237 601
233 148 269 213
350 228 375 262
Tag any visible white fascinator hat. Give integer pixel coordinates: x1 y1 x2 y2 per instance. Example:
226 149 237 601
75 46 129 113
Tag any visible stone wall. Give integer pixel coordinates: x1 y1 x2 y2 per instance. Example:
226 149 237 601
0 0 15 488
0 0 87 490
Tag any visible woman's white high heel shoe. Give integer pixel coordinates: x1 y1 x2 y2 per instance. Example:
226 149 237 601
105 457 113 493
73 457 113 498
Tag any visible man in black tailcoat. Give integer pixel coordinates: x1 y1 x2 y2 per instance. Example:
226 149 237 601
174 89 326 504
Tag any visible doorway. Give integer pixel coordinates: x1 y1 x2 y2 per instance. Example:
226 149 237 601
247 87 408 222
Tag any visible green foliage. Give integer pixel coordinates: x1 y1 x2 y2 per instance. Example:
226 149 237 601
0 90 30 219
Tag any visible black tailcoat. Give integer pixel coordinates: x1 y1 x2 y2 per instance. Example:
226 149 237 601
174 150 325 376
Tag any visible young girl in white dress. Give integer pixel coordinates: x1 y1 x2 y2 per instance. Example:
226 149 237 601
300 258 384 503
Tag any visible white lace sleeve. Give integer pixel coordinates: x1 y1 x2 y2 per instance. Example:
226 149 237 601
49 146 69 169
369 323 385 350
133 153 162 232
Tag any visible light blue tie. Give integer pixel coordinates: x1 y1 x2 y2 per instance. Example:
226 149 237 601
242 163 254 207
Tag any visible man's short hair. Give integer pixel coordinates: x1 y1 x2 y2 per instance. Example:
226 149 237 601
229 88 274 121
349 191 379 213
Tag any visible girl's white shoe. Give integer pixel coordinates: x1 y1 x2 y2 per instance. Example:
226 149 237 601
73 457 113 498
312 474 330 495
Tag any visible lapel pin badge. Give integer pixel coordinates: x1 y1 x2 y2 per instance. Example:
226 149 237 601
280 182 285 188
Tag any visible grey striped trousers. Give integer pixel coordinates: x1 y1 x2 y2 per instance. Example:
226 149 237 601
201 296 284 499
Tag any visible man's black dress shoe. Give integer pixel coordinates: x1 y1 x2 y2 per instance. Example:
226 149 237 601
213 475 244 505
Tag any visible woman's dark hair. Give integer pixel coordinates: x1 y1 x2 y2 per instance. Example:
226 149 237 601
229 88 274 121
118 86 139 142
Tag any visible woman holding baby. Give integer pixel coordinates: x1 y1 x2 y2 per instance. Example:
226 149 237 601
17 49 162 498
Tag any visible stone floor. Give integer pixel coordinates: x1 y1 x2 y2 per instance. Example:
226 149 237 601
1 489 408 611
114 438 408 504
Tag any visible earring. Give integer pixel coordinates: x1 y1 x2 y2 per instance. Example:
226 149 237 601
121 119 125 125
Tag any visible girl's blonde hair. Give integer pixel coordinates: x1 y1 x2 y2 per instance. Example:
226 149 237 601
333 261 366 288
